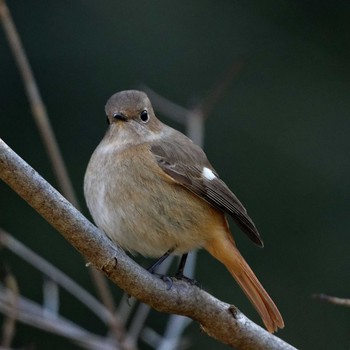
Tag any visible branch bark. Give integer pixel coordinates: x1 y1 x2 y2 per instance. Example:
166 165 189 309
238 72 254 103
0 139 296 350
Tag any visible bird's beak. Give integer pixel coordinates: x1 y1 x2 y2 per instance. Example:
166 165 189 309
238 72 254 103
113 113 127 122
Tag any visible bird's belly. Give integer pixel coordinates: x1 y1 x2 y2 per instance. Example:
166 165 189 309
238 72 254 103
92 179 209 257
84 149 222 257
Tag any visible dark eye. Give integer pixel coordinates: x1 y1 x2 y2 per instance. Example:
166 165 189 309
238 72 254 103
140 110 149 123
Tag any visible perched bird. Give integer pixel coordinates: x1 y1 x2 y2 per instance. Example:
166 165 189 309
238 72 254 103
84 90 284 332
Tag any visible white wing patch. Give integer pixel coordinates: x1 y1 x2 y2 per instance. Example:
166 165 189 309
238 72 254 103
202 167 216 181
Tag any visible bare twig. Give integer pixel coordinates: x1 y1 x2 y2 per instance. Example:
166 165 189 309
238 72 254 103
0 285 117 350
0 1 122 343
119 256 176 349
143 58 244 147
43 278 59 317
140 86 189 124
313 294 350 307
0 270 18 348
185 109 204 147
142 326 191 350
141 86 204 145
155 253 195 350
140 327 162 348
128 303 152 341
0 139 295 350
0 0 77 207
90 267 118 318
117 293 138 327
0 229 112 325
0 229 136 350
200 57 245 119
156 315 191 350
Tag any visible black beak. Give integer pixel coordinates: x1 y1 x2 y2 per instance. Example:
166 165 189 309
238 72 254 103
113 113 127 121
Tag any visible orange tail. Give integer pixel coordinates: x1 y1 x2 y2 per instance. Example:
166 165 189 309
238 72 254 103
205 234 284 333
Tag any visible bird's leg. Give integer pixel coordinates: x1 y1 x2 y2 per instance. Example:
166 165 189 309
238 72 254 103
147 249 174 289
175 253 188 278
175 253 201 287
147 249 173 274
147 251 201 289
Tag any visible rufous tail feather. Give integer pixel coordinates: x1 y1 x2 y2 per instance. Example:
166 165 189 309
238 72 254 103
205 234 284 333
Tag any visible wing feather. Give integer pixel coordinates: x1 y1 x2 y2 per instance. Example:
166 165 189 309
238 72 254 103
150 136 263 247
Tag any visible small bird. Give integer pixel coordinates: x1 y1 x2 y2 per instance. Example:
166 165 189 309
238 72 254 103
84 90 284 332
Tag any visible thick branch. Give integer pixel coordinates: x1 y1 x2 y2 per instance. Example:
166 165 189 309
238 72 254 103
0 139 295 350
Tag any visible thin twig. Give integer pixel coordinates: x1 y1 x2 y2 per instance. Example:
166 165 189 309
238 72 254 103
0 270 18 348
125 254 173 344
0 139 296 349
140 86 190 124
0 286 117 350
43 278 59 317
155 253 196 350
0 0 77 207
140 327 162 348
88 268 122 345
0 229 136 350
0 229 111 324
142 86 204 145
0 1 122 343
185 109 204 147
156 315 191 350
128 303 152 342
90 267 117 316
117 293 138 327
199 57 245 119
143 58 244 144
141 326 191 350
313 294 350 307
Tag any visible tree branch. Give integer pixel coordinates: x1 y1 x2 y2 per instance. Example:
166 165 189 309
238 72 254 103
0 2 120 340
0 230 129 334
0 0 77 206
0 139 295 349
313 294 350 307
0 285 117 350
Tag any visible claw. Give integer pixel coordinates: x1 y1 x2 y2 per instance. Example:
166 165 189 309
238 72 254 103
152 272 173 290
161 275 173 290
175 273 202 288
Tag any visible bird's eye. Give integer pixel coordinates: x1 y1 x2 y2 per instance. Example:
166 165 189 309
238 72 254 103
140 110 149 123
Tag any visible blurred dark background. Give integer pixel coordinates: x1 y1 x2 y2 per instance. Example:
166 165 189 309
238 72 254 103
1 1 350 349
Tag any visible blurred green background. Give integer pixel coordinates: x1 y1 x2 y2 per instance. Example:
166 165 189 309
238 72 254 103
1 1 350 349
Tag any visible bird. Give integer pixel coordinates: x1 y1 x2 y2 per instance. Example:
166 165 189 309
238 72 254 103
84 89 284 332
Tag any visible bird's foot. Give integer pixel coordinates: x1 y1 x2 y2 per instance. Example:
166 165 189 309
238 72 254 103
175 272 202 288
151 272 173 290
